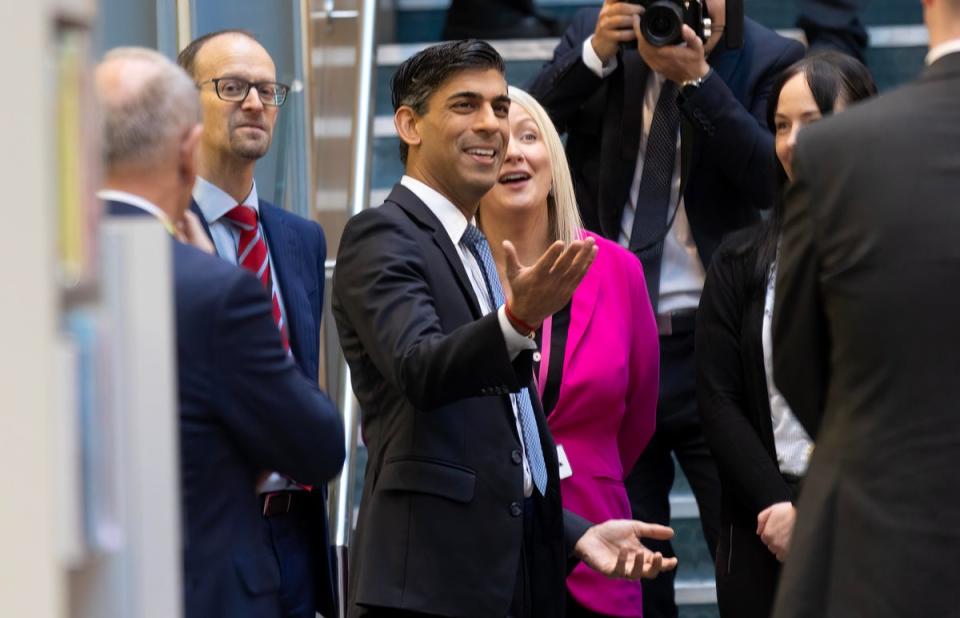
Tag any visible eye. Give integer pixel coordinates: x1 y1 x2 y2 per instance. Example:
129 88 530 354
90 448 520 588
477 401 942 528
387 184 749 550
258 84 278 98
493 103 510 117
519 131 538 143
775 121 790 134
452 100 475 111
220 79 245 95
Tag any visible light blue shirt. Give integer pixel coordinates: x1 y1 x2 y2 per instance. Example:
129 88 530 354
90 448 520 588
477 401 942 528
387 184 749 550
192 177 289 331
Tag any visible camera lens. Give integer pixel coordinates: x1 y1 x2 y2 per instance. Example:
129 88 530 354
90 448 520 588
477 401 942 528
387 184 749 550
642 1 683 46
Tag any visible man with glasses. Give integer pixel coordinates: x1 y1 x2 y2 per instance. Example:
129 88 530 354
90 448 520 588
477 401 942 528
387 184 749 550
178 30 338 618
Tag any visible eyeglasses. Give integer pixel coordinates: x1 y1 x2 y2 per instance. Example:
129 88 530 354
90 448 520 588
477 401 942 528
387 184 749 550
200 77 290 107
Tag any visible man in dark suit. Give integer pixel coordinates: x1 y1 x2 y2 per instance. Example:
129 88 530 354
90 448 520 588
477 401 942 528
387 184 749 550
772 0 960 614
94 47 345 618
176 30 338 618
334 39 678 618
528 2 804 614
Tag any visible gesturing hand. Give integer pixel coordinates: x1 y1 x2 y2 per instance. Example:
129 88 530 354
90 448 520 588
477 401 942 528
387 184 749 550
633 18 711 85
757 501 796 562
591 0 645 65
504 237 597 330
575 519 678 579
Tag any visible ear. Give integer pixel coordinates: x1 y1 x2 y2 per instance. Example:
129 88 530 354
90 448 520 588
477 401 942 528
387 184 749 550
179 123 203 183
394 105 422 150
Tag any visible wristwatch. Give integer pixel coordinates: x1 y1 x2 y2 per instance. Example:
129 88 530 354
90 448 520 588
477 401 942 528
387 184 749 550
680 68 713 96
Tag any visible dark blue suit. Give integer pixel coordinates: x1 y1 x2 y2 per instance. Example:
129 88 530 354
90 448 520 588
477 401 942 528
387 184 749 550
529 15 804 617
104 200 345 618
190 197 338 618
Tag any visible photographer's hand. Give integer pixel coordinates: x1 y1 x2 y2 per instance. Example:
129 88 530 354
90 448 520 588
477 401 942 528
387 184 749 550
633 18 711 84
592 0 645 65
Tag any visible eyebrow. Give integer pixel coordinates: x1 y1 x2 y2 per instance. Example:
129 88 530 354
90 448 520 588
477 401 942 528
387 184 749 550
446 91 510 105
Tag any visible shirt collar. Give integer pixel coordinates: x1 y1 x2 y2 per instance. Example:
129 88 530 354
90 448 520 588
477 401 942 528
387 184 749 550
193 176 259 224
926 38 960 65
400 175 473 245
97 189 176 235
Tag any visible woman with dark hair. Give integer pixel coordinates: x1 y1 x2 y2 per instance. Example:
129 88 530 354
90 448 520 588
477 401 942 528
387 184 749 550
695 51 876 618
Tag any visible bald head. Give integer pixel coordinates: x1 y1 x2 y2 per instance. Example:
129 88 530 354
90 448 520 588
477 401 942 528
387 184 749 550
97 47 201 169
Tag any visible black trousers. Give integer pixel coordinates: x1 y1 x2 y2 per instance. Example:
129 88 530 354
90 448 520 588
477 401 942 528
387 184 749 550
624 330 722 618
796 0 869 62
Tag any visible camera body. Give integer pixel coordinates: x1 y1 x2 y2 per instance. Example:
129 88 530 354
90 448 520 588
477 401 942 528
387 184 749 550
629 0 711 47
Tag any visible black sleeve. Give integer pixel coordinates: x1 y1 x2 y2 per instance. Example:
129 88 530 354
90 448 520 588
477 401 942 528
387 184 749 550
678 39 804 212
526 8 606 133
333 208 533 411
696 250 793 515
213 269 345 485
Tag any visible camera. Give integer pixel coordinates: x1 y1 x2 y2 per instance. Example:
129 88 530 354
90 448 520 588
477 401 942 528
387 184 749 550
626 0 744 49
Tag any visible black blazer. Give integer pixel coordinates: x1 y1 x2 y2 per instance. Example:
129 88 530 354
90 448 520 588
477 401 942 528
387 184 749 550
332 184 590 618
105 201 345 618
190 197 338 616
527 10 804 296
696 229 794 528
772 53 960 617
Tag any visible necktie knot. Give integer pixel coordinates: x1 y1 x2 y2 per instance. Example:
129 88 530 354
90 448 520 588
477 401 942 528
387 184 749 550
461 224 488 254
224 204 258 230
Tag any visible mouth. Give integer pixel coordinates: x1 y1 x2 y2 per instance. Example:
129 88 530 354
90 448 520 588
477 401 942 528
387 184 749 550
498 171 532 185
464 147 498 163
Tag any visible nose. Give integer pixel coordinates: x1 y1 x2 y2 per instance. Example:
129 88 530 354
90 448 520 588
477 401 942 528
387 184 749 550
503 133 523 163
474 102 501 133
786 123 801 151
240 85 265 111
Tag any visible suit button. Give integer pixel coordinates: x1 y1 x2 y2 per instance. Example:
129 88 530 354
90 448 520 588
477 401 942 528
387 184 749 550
511 449 522 465
510 502 523 517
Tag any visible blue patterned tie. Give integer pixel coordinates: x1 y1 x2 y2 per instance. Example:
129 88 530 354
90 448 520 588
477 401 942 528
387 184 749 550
461 224 548 495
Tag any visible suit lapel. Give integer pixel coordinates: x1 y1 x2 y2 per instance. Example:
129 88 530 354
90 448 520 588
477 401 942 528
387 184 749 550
389 184 483 319
260 204 312 363
189 200 214 245
562 249 600 385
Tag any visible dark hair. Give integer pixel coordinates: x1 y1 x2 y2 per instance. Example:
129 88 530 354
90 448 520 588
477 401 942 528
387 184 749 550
390 39 505 164
176 29 258 79
747 51 877 290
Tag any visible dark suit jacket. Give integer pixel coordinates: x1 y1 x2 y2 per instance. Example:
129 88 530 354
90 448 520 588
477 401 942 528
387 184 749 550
104 200 345 618
527 11 804 301
190 197 337 616
772 52 960 617
332 184 591 618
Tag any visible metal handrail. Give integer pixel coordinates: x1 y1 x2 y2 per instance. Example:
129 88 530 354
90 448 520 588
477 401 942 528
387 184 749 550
325 0 378 616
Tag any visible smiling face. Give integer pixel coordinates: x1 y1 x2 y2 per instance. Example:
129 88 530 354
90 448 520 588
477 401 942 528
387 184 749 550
194 33 279 164
400 68 510 210
481 102 553 218
774 72 824 182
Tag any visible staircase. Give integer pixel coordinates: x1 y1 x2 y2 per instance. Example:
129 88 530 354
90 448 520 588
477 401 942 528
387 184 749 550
363 2 927 615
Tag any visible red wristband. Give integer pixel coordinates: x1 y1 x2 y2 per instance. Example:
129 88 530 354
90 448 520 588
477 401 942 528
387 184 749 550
505 302 538 336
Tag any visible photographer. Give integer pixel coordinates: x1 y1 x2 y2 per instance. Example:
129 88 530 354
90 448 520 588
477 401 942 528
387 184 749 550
528 2 802 616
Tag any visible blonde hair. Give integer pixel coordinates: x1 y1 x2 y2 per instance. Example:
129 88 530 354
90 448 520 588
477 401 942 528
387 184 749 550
507 86 583 244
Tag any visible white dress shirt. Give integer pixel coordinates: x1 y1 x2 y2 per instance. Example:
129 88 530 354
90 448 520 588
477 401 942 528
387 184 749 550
401 175 537 497
762 261 813 476
926 38 960 65
97 189 173 232
583 37 705 315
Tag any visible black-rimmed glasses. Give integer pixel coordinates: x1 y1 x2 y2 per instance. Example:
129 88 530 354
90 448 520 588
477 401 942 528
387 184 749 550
200 77 290 107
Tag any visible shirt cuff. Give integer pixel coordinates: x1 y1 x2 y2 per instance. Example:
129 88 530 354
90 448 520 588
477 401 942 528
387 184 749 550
498 305 537 360
582 35 619 78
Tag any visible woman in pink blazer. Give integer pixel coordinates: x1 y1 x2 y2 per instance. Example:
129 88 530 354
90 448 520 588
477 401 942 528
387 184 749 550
479 86 661 618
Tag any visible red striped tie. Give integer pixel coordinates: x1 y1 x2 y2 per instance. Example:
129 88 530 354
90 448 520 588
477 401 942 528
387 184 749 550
224 205 290 352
